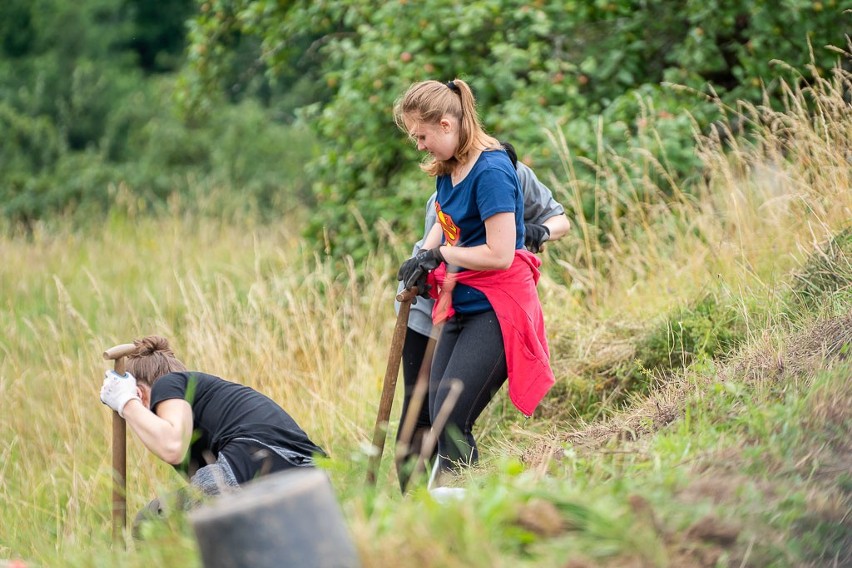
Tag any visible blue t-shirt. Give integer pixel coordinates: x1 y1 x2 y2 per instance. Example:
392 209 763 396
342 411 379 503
434 149 525 313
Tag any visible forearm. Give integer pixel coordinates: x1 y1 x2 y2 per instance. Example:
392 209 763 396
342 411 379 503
542 214 570 241
439 212 516 270
439 243 514 271
121 401 188 465
421 223 443 250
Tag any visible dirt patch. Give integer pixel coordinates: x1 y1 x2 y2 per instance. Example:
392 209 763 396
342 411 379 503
516 498 567 537
778 313 852 377
662 514 741 568
678 470 752 505
684 514 741 545
553 378 689 453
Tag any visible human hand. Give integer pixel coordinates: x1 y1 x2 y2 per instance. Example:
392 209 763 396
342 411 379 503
524 223 550 253
100 370 141 418
411 269 432 299
397 247 445 290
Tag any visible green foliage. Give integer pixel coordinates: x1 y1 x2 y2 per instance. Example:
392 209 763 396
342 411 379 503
564 293 747 415
790 226 852 314
121 0 195 72
635 294 744 375
0 0 320 227
1 0 845 246
0 77 316 226
178 0 334 122
0 101 62 174
183 0 847 257
205 100 319 213
0 0 36 58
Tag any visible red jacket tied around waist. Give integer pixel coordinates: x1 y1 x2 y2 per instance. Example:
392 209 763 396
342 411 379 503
427 249 555 417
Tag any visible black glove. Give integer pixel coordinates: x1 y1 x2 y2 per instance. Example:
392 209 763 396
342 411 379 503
410 269 432 299
397 247 445 292
524 223 550 253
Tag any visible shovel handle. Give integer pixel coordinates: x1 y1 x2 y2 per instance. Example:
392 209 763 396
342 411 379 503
396 288 418 303
366 287 417 485
103 343 135 541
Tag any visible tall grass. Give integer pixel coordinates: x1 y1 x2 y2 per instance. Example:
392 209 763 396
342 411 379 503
0 57 850 566
534 56 852 420
0 206 402 564
546 55 850 314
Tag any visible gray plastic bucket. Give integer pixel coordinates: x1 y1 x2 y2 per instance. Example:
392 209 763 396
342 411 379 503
190 468 360 568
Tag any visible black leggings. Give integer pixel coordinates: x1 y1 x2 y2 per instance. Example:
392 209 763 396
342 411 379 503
395 328 433 492
429 310 507 474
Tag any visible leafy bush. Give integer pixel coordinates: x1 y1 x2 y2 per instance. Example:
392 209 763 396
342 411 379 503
636 294 745 374
597 294 745 407
790 227 852 314
0 72 317 227
184 0 848 257
207 101 318 214
0 102 62 174
0 0 320 228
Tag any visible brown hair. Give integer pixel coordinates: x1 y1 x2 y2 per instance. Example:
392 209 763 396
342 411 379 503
126 335 187 387
393 78 500 177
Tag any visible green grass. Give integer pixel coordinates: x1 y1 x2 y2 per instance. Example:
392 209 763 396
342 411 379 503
1 61 851 566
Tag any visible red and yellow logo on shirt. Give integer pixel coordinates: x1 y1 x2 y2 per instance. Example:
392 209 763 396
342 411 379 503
435 202 460 246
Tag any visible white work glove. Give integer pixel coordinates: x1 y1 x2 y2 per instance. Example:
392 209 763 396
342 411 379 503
100 370 141 418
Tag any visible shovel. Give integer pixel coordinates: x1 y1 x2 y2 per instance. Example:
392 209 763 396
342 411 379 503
365 287 417 486
103 342 137 541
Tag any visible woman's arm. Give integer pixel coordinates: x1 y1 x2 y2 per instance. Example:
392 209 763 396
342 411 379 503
518 162 570 242
543 213 571 241
420 222 444 250
122 398 193 465
438 212 516 271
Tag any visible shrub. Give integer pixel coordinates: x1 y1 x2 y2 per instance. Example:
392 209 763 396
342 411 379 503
183 0 849 257
592 294 746 409
790 227 852 315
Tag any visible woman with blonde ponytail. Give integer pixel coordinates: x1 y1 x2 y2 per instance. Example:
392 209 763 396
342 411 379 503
394 79 554 490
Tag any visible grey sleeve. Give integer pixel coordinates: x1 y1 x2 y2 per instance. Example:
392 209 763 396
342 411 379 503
395 192 440 326
412 192 439 253
422 193 438 242
405 192 439 335
518 163 565 224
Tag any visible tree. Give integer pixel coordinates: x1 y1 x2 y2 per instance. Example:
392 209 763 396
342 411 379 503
183 1 846 257
122 0 196 72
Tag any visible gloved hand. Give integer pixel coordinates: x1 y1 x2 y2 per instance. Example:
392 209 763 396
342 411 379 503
100 369 141 418
397 247 445 291
524 223 550 253
410 269 432 299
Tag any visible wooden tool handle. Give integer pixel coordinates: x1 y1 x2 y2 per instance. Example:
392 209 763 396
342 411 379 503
396 287 419 303
103 343 135 542
111 401 126 541
103 344 136 363
366 288 416 485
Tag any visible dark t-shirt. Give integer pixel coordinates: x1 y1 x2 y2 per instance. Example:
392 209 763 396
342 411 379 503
150 371 325 483
435 149 525 313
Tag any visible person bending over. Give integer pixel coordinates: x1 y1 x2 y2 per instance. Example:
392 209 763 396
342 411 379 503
99 335 325 516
